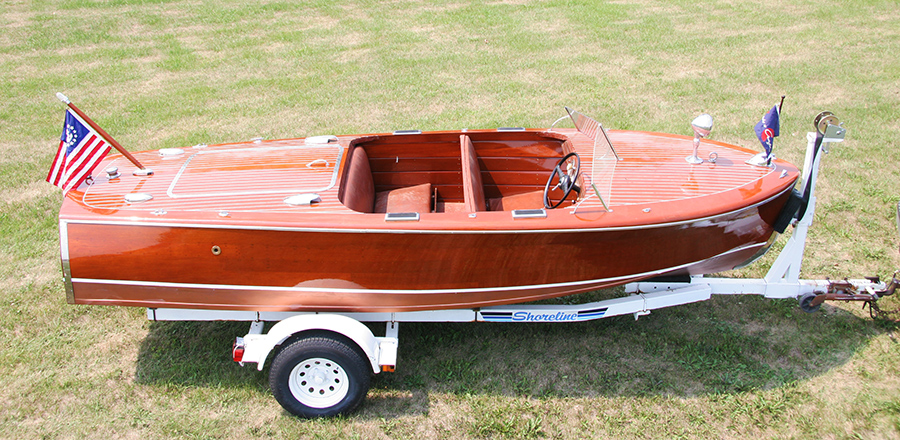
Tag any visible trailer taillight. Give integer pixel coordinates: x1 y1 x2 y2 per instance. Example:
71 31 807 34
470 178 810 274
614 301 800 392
232 337 245 363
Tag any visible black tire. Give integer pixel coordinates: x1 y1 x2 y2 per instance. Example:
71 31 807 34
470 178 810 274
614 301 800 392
269 336 371 418
799 292 822 314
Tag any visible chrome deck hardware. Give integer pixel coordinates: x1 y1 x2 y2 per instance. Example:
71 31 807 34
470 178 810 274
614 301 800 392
686 114 713 164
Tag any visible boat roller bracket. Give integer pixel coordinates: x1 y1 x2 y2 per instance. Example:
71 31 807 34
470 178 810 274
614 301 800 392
815 111 839 135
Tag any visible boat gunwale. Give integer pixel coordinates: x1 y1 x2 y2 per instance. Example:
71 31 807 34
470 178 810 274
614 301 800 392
60 183 794 235
63 127 800 234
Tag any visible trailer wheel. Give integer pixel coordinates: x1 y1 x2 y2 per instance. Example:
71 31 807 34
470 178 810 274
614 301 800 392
269 335 370 418
799 292 822 314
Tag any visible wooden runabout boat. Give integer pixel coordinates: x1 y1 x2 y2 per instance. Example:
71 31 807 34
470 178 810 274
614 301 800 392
57 108 800 313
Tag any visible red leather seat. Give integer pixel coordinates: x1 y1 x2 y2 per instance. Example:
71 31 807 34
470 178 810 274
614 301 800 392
374 183 432 213
342 146 432 213
341 146 375 213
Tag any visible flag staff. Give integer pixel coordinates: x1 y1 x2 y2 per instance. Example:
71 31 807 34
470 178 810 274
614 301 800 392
56 93 147 171
770 96 785 166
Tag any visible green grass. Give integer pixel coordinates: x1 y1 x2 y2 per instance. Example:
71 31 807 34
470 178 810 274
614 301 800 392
2 0 900 438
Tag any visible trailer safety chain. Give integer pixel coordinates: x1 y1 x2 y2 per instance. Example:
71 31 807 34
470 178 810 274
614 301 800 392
809 271 900 322
861 270 900 321
867 298 900 322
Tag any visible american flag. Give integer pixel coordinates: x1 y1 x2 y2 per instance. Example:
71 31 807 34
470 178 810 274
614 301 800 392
46 109 111 192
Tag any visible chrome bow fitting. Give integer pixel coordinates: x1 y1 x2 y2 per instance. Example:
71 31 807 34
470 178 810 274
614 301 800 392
686 114 713 164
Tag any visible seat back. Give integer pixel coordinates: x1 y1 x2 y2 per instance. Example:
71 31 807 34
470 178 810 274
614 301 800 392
460 135 487 212
341 146 375 213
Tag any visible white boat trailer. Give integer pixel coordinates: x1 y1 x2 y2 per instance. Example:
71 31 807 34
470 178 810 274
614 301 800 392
147 114 897 418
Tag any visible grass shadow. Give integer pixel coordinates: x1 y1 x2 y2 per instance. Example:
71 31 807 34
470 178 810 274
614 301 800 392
134 319 432 419
133 292 896 418
134 320 264 389
378 294 894 400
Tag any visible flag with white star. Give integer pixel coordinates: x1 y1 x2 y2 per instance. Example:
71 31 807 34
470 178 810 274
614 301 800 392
46 109 111 192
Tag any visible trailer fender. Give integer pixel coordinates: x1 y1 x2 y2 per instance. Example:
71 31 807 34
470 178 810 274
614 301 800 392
241 314 381 373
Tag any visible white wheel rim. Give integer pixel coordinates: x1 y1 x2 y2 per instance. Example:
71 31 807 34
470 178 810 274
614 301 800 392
288 357 349 409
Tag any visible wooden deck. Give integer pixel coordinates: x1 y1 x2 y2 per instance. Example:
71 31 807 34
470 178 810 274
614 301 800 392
75 128 779 217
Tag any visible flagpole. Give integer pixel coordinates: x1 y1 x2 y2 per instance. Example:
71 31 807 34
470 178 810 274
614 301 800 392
56 93 146 171
769 96 785 166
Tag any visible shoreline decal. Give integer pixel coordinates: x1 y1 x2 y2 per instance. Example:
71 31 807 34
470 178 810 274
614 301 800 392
480 307 608 322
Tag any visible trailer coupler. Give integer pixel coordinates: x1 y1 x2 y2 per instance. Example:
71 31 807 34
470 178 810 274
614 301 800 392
802 270 899 319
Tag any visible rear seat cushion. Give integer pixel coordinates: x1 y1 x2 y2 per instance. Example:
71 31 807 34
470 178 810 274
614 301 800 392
374 183 433 213
488 190 544 211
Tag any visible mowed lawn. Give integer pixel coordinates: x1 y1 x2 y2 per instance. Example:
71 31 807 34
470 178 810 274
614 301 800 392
2 0 899 438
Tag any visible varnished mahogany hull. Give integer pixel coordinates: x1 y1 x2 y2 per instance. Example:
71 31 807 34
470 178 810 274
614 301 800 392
64 188 792 312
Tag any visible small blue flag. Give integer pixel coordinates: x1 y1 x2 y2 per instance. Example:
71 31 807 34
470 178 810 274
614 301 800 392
754 105 780 157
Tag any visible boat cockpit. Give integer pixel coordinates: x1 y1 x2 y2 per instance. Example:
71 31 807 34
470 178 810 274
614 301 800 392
339 129 584 214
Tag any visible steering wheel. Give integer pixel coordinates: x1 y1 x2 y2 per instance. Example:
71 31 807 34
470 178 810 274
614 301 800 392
543 152 581 209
